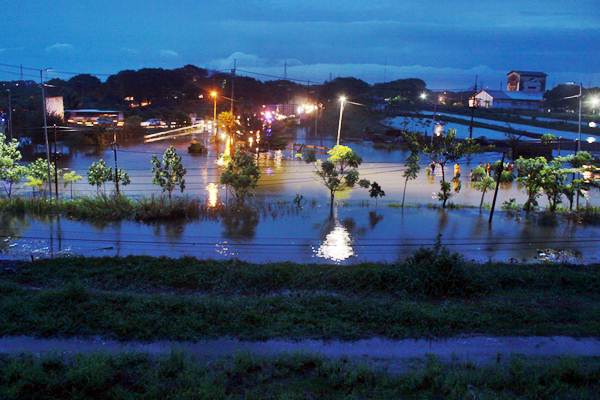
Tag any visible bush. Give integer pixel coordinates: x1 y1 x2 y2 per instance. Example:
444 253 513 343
470 165 486 182
404 238 485 298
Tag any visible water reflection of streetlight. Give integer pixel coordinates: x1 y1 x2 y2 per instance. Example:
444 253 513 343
316 223 354 262
206 183 219 208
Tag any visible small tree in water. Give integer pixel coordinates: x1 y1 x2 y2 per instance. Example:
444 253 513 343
423 129 478 208
220 150 261 204
151 146 187 200
515 156 547 211
87 159 113 195
401 133 421 208
27 158 57 197
309 145 380 212
63 171 83 199
0 133 27 198
474 175 495 210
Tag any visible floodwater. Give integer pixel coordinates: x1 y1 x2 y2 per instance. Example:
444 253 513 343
1 335 599 371
385 112 600 142
2 127 600 264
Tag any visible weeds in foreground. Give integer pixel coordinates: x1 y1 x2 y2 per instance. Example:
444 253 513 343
0 353 599 399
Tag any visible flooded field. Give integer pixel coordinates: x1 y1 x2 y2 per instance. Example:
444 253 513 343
2 128 599 264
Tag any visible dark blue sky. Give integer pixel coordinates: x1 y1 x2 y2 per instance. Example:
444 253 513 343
2 0 599 89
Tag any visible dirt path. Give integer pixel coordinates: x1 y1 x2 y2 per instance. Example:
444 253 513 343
1 336 599 371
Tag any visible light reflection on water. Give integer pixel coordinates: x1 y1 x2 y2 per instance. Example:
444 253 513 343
315 222 354 262
2 205 599 264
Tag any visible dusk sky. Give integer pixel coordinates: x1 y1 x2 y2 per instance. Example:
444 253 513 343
2 0 600 89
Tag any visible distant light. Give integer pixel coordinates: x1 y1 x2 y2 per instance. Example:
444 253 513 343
420 92 428 100
590 122 598 128
210 91 217 98
339 95 347 103
590 96 600 107
587 137 596 144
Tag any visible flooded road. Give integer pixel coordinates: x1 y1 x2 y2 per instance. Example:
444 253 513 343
2 128 599 264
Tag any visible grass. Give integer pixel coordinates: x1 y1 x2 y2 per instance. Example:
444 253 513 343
0 252 599 341
0 195 206 222
1 353 599 399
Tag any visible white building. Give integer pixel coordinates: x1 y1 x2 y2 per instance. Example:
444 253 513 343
473 89 543 111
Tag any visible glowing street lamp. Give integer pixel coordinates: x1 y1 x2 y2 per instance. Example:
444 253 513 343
210 91 218 134
419 92 428 100
336 96 347 146
590 96 600 114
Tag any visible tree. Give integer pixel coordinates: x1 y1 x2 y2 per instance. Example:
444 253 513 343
0 133 26 198
220 150 260 204
113 169 131 189
63 171 83 199
87 159 113 194
218 111 237 135
540 133 557 145
474 175 495 210
309 145 375 212
151 146 186 200
515 157 547 211
540 160 567 212
27 158 56 197
423 129 478 208
562 179 585 211
401 152 420 208
368 181 385 204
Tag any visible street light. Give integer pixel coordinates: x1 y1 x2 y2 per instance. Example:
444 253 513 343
336 96 347 146
419 92 428 100
210 91 218 135
590 96 600 114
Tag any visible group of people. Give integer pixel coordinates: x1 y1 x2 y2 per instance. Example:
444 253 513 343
428 162 462 178
428 161 515 179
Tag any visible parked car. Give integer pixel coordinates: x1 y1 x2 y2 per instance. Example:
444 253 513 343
141 118 167 128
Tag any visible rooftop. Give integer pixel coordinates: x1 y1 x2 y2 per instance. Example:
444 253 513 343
478 90 543 101
507 70 547 77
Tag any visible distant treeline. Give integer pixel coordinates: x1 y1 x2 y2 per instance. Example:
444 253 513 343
1 64 427 132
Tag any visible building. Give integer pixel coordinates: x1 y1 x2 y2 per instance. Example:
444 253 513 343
472 89 543 111
65 109 124 127
506 71 547 93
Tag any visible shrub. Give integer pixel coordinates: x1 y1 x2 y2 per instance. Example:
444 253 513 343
404 238 485 298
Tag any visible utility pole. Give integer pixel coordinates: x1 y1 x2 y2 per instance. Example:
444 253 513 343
488 152 505 225
230 59 236 114
577 82 582 153
113 127 120 195
6 89 12 140
52 124 59 199
40 69 52 198
283 60 287 80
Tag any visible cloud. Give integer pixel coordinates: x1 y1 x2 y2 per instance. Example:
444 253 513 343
45 43 74 53
207 52 304 72
121 47 139 55
159 49 179 58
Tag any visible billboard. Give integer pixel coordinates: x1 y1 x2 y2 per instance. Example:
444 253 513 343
45 96 64 119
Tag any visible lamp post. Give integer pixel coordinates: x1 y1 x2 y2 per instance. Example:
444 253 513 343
210 90 217 135
336 96 346 146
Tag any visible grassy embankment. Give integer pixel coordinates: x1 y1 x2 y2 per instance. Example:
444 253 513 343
1 352 599 399
1 247 599 341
